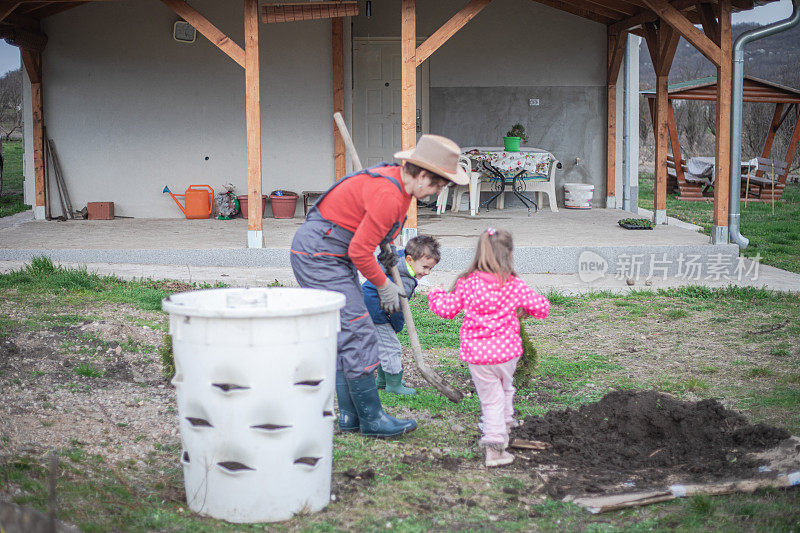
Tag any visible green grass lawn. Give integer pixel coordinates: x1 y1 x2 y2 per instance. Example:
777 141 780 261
638 173 800 274
0 140 29 218
1 262 799 531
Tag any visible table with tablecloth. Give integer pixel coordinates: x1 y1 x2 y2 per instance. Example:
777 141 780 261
461 147 556 212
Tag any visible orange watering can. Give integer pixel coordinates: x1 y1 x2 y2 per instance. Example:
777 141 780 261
163 185 214 219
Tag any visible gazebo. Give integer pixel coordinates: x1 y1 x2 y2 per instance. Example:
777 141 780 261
643 75 800 201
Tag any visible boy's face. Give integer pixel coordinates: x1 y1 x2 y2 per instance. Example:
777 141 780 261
407 254 438 279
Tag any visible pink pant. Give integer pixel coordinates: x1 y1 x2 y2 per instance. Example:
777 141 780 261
469 358 518 446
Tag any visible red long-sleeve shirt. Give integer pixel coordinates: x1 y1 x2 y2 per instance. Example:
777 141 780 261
317 166 411 286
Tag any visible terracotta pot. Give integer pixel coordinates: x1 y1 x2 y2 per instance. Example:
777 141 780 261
236 195 267 218
269 193 299 219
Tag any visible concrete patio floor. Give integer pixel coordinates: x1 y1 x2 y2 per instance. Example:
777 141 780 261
0 207 737 276
0 207 706 250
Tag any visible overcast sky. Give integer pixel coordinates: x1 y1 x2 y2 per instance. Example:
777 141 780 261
0 0 794 77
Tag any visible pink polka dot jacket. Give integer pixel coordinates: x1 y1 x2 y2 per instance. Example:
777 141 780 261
428 271 550 365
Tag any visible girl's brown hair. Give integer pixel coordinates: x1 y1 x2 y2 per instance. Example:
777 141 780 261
453 228 516 288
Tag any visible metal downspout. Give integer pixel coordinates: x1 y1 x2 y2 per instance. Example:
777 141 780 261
622 38 632 211
729 0 800 248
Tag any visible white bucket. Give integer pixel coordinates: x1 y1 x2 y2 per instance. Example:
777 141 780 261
564 183 595 209
162 288 345 523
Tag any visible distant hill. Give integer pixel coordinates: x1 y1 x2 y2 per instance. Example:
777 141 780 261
639 23 800 89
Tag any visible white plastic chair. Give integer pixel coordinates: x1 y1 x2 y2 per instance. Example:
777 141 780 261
437 156 479 216
525 156 560 212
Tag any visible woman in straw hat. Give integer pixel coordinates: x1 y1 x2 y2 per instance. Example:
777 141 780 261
291 134 469 438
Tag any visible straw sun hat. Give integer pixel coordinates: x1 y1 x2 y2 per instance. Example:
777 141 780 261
394 134 470 186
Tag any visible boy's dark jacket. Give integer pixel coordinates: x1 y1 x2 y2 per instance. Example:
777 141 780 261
362 249 418 333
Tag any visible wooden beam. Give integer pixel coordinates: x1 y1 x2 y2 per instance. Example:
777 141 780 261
24 2 88 18
530 0 615 25
666 102 685 183
244 0 263 239
698 2 719 45
656 25 680 77
782 109 800 183
611 0 700 34
20 45 39 82
262 1 358 23
415 0 491 66
607 29 627 83
13 0 115 2
583 0 637 17
642 22 659 65
756 103 784 175
332 17 345 181
640 0 721 66
1 22 46 51
712 0 731 233
401 0 417 231
161 0 245 68
775 103 795 131
558 0 625 20
21 49 44 209
0 2 20 22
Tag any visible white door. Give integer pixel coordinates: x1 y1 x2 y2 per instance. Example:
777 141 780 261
353 39 429 168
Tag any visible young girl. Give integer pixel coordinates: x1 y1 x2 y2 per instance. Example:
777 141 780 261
427 228 550 467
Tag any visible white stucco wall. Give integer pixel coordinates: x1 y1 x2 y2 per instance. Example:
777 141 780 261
24 0 335 218
355 0 611 205
23 0 615 216
356 0 605 87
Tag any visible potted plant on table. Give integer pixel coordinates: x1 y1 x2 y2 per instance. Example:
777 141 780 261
503 123 529 152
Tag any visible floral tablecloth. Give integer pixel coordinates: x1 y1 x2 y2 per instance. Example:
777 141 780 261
462 147 554 180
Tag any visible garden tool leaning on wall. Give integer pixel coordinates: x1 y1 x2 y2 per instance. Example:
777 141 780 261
333 112 463 403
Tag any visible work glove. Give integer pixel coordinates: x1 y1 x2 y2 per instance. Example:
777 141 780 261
377 245 399 270
377 281 406 315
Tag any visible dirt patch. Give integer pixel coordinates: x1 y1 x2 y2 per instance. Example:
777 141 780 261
513 390 791 498
0 306 177 471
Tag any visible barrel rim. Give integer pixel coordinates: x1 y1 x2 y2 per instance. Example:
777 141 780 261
162 287 346 318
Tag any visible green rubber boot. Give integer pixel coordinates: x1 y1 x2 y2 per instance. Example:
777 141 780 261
384 370 417 396
376 366 387 389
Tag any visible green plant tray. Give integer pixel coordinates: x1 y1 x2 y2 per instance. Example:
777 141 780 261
618 218 654 230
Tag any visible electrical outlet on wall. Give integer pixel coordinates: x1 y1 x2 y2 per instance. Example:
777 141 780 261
529 98 540 106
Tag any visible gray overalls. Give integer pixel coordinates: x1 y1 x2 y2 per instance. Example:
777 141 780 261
290 164 405 380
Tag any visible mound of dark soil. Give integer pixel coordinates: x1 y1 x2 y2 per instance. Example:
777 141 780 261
513 390 790 498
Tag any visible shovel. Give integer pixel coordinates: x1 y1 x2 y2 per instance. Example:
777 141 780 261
333 112 464 403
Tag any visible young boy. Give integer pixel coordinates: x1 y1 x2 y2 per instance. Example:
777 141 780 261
362 235 441 395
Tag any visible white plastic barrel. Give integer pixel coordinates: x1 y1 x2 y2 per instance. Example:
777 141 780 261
162 288 345 523
564 183 595 209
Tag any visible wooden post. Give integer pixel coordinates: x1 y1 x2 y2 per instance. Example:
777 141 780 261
782 109 800 184
712 0 731 243
244 0 263 247
401 0 417 240
653 72 669 223
332 17 345 181
606 29 626 209
666 102 684 183
21 50 45 219
755 103 784 178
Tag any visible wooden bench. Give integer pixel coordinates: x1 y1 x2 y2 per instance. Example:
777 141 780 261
666 155 708 200
741 157 789 202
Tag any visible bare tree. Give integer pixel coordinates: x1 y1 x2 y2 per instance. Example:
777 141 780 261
0 68 22 141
